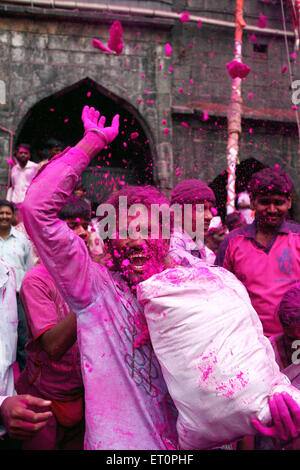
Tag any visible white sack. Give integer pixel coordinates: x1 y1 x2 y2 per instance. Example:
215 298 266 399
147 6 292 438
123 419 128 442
137 265 300 450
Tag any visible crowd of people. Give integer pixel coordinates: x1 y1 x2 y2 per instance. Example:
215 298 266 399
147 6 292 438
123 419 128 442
0 105 300 451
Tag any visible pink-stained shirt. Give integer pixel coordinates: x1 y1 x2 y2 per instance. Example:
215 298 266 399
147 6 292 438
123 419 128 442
6 160 38 205
21 147 178 450
17 263 83 401
216 220 300 337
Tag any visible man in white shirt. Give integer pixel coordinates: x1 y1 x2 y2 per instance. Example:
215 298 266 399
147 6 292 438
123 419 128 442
6 144 38 206
0 258 52 449
0 200 34 371
0 259 17 414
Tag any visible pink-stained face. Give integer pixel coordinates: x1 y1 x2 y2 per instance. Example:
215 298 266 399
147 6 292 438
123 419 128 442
16 146 31 167
283 324 300 341
48 144 62 159
65 217 90 246
183 201 214 240
109 206 170 286
251 193 291 229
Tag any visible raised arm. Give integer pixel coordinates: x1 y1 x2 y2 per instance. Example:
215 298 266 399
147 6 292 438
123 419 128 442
21 107 119 312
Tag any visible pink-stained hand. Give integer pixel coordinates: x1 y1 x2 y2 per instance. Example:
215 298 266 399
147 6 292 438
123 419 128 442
1 395 53 440
81 106 119 145
252 393 300 441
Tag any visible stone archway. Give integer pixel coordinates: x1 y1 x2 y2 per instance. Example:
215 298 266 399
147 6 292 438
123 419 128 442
15 77 156 210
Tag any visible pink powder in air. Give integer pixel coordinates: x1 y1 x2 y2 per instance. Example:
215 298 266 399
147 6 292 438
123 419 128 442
108 20 123 55
180 12 190 23
226 60 251 79
258 13 267 29
165 43 173 56
130 132 139 139
92 38 113 55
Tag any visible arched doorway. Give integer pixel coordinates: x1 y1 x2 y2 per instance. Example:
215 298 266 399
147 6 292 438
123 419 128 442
15 77 155 212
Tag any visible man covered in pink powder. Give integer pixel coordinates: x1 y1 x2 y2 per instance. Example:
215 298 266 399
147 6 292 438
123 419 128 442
216 167 300 338
169 179 217 265
20 106 300 450
15 197 91 450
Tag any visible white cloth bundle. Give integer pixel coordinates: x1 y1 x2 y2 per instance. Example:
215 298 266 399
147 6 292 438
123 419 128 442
137 265 300 450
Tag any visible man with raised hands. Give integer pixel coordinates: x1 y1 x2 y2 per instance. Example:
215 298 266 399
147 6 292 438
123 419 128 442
20 106 300 450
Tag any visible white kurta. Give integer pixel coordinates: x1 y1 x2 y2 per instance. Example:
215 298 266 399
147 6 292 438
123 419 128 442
0 260 18 436
6 161 38 205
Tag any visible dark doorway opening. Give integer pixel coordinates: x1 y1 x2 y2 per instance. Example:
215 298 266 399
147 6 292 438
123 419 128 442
210 158 267 222
15 77 154 210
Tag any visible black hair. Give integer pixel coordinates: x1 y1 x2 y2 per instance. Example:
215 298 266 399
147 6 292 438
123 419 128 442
248 168 293 199
58 196 91 221
45 139 63 149
16 143 31 152
0 200 15 213
225 211 245 231
277 283 300 327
